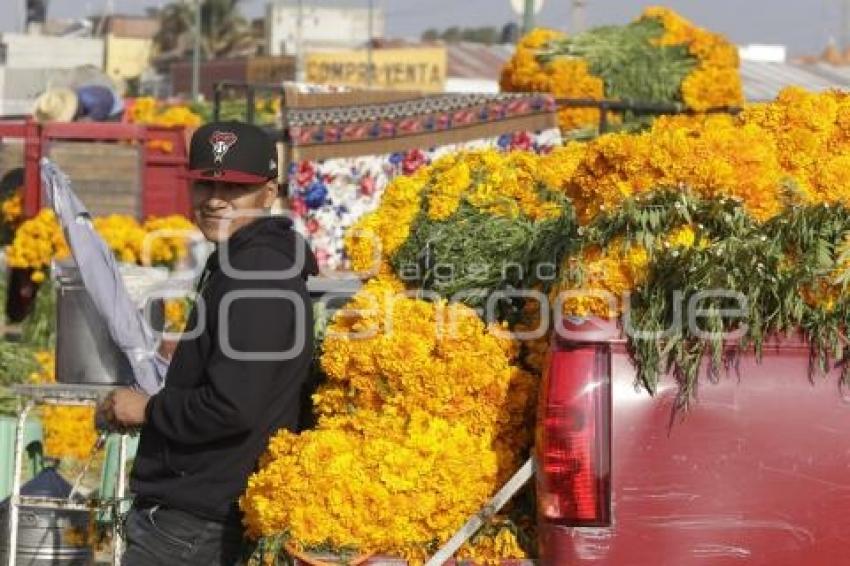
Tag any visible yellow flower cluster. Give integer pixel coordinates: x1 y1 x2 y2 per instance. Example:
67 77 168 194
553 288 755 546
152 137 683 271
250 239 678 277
317 277 535 447
501 8 742 128
457 526 528 565
499 28 608 131
130 97 202 154
641 6 744 111
40 405 98 460
741 87 850 205
540 114 784 224
255 97 282 124
29 350 98 461
92 214 148 264
141 215 197 267
499 28 566 92
537 89 850 226
163 298 189 333
6 210 196 277
245 410 506 563
559 240 650 318
28 350 56 384
1 193 23 226
6 209 70 282
345 170 429 275
242 276 535 562
346 150 565 272
129 97 202 129
559 226 710 319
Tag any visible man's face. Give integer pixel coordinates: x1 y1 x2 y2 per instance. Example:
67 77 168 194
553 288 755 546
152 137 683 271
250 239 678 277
191 180 277 243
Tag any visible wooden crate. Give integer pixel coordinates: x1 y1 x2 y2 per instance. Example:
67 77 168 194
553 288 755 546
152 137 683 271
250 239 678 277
45 141 142 217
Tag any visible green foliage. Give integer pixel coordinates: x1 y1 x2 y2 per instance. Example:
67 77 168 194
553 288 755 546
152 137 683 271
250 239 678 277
586 192 850 408
539 18 697 103
392 197 577 317
0 341 40 388
189 99 279 127
421 25 502 44
21 279 56 350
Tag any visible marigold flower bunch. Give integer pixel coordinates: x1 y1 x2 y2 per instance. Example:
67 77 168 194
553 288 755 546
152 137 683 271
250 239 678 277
29 350 97 460
1 193 23 226
141 215 197 268
253 86 850 563
499 27 608 131
500 7 743 130
129 97 202 129
129 97 202 154
163 297 190 333
242 275 535 562
6 209 70 282
642 6 744 111
92 214 147 264
558 226 711 319
558 239 650 318
346 149 569 275
6 210 196 277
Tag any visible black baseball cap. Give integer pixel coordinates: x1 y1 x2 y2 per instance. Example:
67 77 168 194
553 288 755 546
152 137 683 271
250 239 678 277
185 121 277 185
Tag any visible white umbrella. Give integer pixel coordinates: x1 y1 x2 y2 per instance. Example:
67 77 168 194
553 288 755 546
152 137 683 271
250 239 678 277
40 158 166 395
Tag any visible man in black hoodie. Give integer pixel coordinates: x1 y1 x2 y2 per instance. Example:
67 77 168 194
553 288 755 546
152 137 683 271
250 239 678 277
99 121 318 565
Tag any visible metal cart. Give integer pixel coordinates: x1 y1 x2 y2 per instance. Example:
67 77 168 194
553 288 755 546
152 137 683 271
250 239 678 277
7 384 131 566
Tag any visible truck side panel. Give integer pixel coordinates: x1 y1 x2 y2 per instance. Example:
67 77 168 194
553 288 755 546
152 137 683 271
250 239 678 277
540 340 850 566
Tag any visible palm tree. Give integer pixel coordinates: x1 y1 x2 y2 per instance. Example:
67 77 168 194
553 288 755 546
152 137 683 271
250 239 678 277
153 0 258 62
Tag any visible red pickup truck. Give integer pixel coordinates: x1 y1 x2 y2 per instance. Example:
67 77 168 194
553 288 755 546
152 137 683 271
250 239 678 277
538 318 850 565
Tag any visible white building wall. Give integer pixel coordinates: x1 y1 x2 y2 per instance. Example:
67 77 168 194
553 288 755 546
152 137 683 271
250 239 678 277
0 33 104 69
0 67 60 115
266 4 385 56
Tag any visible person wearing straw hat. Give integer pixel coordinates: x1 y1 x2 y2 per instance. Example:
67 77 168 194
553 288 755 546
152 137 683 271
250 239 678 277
32 84 124 123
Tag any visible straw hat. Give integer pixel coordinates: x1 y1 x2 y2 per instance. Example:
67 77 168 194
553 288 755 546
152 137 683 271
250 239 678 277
32 88 78 123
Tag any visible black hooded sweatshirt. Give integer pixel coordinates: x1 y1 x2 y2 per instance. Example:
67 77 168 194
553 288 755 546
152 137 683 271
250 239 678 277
130 217 318 523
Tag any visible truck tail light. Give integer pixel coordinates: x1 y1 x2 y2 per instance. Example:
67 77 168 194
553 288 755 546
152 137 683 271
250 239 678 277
537 344 611 526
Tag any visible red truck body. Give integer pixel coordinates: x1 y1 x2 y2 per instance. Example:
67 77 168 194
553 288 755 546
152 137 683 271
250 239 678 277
538 320 850 565
0 119 191 219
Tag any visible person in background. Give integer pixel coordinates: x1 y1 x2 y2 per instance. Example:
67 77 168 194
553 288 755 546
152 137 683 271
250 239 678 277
32 84 125 123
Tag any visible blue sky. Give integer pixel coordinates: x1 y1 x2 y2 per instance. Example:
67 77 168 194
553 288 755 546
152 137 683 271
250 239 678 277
42 0 850 56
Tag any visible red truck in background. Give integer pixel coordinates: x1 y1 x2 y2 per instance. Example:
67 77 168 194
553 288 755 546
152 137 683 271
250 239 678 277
0 119 191 219
538 318 850 565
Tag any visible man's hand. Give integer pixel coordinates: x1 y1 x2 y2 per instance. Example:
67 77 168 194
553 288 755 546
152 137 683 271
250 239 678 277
98 388 150 431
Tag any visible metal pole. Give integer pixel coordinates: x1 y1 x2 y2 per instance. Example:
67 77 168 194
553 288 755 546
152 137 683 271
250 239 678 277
423 458 536 566
192 0 202 101
246 87 256 124
7 402 34 566
571 0 587 34
19 0 27 33
523 0 535 35
295 0 304 82
112 434 129 565
367 0 374 87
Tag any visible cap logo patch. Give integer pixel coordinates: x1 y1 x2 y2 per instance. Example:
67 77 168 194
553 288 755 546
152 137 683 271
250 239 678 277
210 131 238 164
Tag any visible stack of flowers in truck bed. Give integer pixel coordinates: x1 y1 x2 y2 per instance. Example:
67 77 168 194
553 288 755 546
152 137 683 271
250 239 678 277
241 87 850 564
501 6 743 132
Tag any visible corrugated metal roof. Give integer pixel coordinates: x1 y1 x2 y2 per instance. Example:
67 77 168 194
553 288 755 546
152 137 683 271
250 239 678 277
739 60 850 101
446 42 514 81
